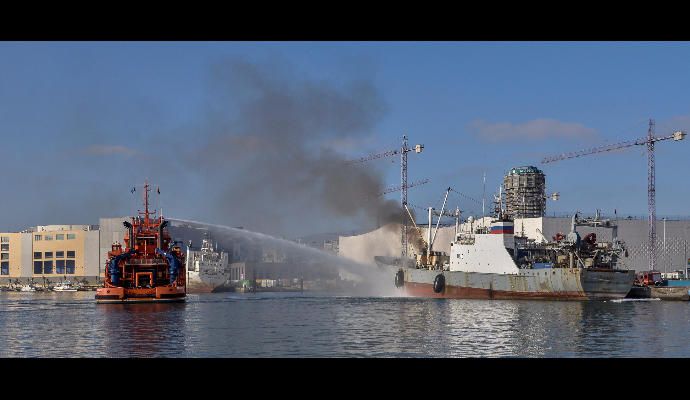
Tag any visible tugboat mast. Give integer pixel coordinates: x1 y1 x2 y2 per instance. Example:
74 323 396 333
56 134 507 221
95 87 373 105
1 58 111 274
138 180 157 229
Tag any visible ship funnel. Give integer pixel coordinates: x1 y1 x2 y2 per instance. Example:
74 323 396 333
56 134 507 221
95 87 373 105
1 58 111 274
122 221 133 248
158 220 169 249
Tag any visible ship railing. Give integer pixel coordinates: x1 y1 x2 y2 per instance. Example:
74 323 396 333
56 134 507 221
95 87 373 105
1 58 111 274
124 258 167 265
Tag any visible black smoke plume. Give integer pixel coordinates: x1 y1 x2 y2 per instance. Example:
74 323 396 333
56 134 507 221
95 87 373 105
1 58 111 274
186 58 402 236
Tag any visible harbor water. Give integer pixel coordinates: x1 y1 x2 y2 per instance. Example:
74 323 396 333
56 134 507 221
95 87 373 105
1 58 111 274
0 291 688 357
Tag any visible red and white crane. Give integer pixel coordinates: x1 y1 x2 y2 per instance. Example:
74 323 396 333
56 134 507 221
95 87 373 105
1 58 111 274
542 119 686 271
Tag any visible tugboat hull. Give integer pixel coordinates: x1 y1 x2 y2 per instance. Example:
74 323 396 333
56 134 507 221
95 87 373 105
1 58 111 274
95 286 186 303
96 297 185 304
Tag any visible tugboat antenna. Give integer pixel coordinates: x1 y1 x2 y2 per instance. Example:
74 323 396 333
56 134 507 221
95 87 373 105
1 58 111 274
137 180 157 227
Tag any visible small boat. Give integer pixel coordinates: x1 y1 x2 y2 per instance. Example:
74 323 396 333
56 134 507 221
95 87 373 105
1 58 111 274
19 284 36 292
52 281 78 292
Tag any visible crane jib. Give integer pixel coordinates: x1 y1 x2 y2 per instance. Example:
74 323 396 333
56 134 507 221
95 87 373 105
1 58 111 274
539 119 686 272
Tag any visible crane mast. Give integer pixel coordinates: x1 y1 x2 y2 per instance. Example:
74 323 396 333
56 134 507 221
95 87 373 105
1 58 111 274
348 135 424 260
542 118 686 271
647 120 656 271
401 136 409 260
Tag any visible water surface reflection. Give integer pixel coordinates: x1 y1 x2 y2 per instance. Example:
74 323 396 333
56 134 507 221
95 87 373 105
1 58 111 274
0 292 689 357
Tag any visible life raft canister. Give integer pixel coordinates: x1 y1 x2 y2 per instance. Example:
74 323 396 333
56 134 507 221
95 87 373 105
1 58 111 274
395 269 405 288
433 274 445 293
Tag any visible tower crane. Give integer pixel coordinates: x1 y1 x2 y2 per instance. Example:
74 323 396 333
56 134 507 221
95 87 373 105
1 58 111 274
349 135 424 260
542 119 686 271
379 178 430 196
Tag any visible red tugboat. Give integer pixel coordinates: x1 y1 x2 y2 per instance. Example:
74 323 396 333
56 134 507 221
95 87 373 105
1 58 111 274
96 182 186 303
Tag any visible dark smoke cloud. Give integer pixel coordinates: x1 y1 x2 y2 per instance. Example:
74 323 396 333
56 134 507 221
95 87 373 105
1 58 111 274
185 58 402 236
6 57 403 237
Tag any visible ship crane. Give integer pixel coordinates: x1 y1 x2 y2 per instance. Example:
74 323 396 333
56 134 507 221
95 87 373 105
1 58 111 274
541 119 686 271
348 135 424 260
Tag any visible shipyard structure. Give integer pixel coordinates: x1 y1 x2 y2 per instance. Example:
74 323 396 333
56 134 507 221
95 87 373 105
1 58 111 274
340 165 690 275
340 216 690 273
0 163 687 285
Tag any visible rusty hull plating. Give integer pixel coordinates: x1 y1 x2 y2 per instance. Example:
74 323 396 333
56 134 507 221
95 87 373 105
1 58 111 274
96 182 186 303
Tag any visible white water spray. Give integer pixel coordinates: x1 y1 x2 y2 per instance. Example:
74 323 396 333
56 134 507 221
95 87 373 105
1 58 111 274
170 218 402 297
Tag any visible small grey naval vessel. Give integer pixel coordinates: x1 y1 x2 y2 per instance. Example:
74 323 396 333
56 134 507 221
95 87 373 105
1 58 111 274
395 197 635 300
185 236 229 293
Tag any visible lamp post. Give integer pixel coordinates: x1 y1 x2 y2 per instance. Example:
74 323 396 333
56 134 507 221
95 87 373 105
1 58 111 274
683 226 690 279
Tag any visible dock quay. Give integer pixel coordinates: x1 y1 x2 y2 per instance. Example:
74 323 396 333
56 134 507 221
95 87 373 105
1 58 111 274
627 285 690 301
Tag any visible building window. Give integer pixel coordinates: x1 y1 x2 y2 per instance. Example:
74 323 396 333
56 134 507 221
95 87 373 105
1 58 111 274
34 261 42 274
33 252 41 259
34 235 41 241
67 251 75 258
0 262 7 275
56 260 65 274
0 253 7 260
44 252 53 259
1 244 8 251
56 251 64 258
0 237 8 243
43 261 53 274
67 234 76 240
66 260 75 274
44 235 53 241
56 234 64 240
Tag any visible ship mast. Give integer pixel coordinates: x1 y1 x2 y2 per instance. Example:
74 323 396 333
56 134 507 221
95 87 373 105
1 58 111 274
138 180 157 228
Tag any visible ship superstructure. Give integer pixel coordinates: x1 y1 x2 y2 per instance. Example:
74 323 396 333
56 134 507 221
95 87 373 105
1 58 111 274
396 190 635 299
95 182 186 303
185 235 229 293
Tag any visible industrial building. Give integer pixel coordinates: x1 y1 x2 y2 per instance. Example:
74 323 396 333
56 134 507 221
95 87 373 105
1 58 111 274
340 161 690 274
0 225 100 285
338 215 690 273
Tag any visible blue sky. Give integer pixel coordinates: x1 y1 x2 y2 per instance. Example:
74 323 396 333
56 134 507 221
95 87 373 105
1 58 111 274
1 42 689 234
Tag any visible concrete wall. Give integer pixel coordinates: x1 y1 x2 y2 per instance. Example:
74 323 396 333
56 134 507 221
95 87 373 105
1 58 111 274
20 233 32 277
98 217 128 279
84 230 100 279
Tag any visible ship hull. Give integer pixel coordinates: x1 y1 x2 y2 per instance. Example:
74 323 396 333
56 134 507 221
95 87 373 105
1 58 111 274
95 297 186 304
400 267 635 300
186 271 227 294
95 286 186 303
185 282 216 294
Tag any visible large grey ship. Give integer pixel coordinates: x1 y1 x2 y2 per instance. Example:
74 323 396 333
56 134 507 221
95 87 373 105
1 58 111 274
394 209 635 300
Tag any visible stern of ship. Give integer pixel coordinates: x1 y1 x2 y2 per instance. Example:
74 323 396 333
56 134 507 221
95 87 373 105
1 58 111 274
580 269 635 299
